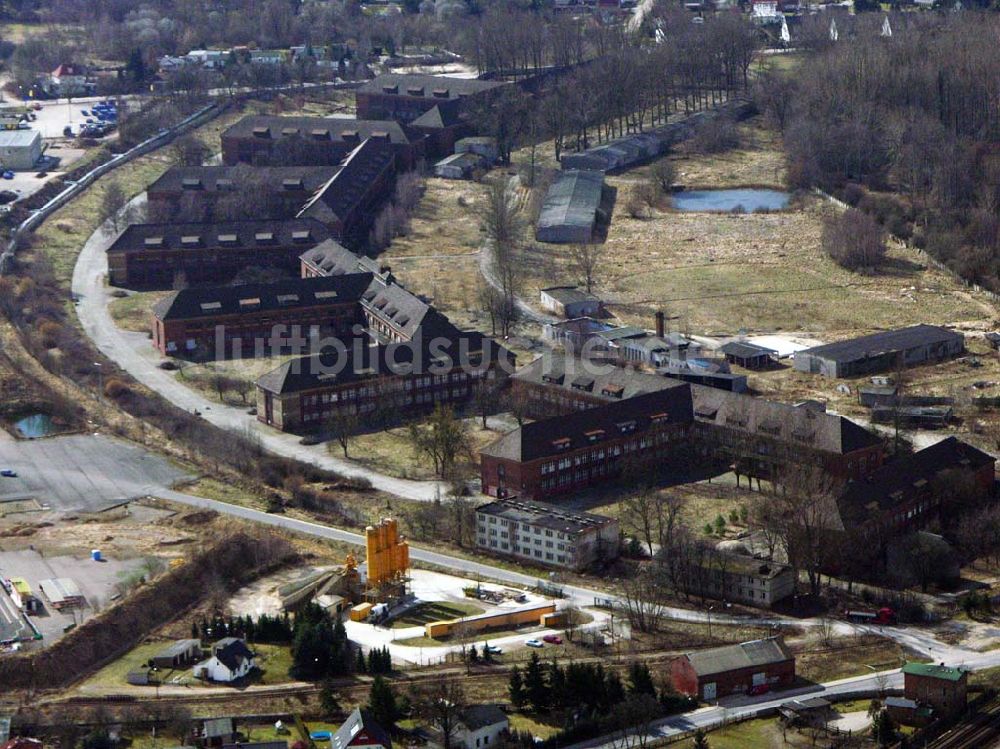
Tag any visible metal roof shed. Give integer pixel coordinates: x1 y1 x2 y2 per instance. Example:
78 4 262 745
535 169 604 244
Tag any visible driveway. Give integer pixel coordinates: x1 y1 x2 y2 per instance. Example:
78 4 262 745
71 198 449 502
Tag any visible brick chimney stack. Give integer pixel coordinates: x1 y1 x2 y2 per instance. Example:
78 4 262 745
655 310 665 339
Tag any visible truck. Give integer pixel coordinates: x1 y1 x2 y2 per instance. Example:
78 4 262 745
844 607 896 625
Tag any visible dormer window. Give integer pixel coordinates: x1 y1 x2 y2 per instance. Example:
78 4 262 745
281 127 299 137
217 233 238 245
552 437 571 452
215 179 235 191
432 88 449 98
407 86 424 96
650 412 669 424
143 236 164 248
239 297 261 309
585 429 605 443
180 235 201 247
291 230 312 243
310 129 330 141
282 178 303 190
617 420 636 434
255 231 275 242
541 373 564 385
181 178 202 190
252 126 270 139
277 294 299 306
601 385 624 399
382 84 398 94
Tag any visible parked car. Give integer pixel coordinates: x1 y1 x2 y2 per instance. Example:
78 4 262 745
0 190 18 204
748 684 770 696
1 469 18 477
32 103 42 111
81 109 90 116
3 171 15 180
542 634 563 644
63 125 74 137
525 639 544 648
485 644 503 655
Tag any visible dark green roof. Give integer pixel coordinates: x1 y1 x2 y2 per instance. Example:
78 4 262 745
902 662 965 682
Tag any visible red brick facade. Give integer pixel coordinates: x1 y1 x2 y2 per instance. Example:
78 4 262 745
670 653 795 701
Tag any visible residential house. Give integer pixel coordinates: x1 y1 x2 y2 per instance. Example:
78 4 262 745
45 63 92 96
151 273 372 358
670 637 796 701
539 287 605 319
897 662 968 724
475 497 620 570
452 705 508 749
331 708 392 749
794 325 965 378
479 386 694 500
195 638 255 683
106 218 330 288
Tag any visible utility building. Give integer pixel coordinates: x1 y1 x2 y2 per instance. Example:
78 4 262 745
535 170 604 244
794 325 965 378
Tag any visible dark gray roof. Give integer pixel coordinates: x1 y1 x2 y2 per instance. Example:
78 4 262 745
107 219 329 255
148 165 339 195
358 73 505 101
212 638 253 672
720 341 777 359
300 239 383 276
362 275 460 341
223 116 409 145
797 325 964 364
331 708 391 749
514 353 680 402
481 385 694 463
298 139 395 224
691 386 882 455
475 498 615 536
257 331 508 395
541 286 602 305
411 101 464 129
837 436 994 524
458 705 508 732
152 273 373 321
684 637 793 677
536 170 604 237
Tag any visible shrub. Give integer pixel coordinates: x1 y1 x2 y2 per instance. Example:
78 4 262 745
103 377 131 399
691 116 740 154
822 208 887 271
843 183 865 206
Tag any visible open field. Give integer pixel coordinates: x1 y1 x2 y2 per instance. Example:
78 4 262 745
793 635 907 684
108 290 169 333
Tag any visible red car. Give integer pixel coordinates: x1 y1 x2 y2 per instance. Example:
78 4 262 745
542 634 563 644
748 684 770 696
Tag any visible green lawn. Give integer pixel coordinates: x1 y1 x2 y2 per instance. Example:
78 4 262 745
254 643 295 685
509 714 561 740
108 291 170 333
390 600 485 629
81 641 188 690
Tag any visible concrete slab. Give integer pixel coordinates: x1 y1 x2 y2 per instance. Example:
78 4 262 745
0 434 193 514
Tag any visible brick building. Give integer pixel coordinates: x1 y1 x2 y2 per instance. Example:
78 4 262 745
146 165 338 222
300 239 385 278
152 274 372 358
900 662 968 723
256 332 512 432
474 497 620 570
479 385 694 500
221 116 418 169
690 387 886 483
670 637 796 701
297 138 397 248
107 218 329 288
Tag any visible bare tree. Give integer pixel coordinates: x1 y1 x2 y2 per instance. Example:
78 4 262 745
570 244 604 294
822 208 887 271
101 181 128 234
412 679 467 749
620 567 667 633
326 408 359 458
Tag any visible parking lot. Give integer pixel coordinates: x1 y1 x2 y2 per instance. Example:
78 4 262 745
0 549 147 647
0 434 193 515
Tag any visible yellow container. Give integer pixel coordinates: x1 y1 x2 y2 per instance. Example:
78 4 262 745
350 602 373 622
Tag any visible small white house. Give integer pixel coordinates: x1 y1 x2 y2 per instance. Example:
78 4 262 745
194 638 255 683
539 286 604 319
454 705 508 749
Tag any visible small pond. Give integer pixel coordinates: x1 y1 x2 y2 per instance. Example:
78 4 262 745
672 189 790 213
14 413 58 439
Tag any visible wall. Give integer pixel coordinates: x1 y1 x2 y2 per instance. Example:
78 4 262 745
424 602 555 638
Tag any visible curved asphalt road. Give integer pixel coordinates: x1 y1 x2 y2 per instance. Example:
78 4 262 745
71 200 449 502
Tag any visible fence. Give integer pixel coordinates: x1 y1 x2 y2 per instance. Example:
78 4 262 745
0 101 221 276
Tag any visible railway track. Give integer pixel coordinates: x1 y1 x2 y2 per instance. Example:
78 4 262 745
925 698 1000 749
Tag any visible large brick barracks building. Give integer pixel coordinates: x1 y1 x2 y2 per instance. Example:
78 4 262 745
479 385 693 500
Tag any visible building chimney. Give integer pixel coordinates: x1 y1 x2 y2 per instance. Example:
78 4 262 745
655 310 665 339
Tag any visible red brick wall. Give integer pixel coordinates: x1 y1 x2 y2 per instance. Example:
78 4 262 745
904 673 968 719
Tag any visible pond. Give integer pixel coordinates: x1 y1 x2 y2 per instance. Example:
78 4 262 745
672 189 790 213
14 413 59 439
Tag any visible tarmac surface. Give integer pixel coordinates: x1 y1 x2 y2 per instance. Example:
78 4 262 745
0 433 192 514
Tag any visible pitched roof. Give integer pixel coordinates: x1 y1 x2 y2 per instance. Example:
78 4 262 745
411 101 464 129
536 170 604 234
331 708 392 749
107 218 330 255
541 286 602 306
458 705 508 732
148 165 339 195
475 498 616 536
690 386 882 455
683 637 793 677
513 353 680 402
0 130 40 148
837 437 994 523
720 341 777 359
154 639 202 660
358 73 505 100
481 385 693 463
213 638 254 672
152 273 372 321
362 275 460 341
223 116 409 145
301 239 384 276
902 662 965 682
257 331 506 395
797 325 964 364
297 139 395 224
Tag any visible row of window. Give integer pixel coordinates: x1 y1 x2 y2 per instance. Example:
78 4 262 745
479 537 568 565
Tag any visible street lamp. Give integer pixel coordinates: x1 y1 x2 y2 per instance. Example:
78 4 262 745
93 362 103 412
707 605 715 639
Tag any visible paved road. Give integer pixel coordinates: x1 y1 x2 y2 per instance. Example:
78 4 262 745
71 201 449 502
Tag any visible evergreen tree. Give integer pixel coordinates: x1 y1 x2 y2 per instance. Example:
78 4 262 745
367 675 400 728
482 642 492 662
468 644 479 662
524 652 550 712
628 662 657 697
872 710 896 747
126 47 147 82
548 660 567 711
605 671 626 707
357 649 368 673
508 666 526 709
320 679 340 716
191 621 199 639
692 730 709 749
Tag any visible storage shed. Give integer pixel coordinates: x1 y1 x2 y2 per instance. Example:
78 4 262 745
535 170 604 244
793 325 965 378
433 152 484 180
670 637 795 701
720 341 778 370
0 130 41 171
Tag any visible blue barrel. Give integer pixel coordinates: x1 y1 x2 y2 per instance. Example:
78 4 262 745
91 549 102 561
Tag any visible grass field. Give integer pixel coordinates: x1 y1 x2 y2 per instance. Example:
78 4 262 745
253 642 295 684
108 290 169 332
390 600 485 628
794 635 906 684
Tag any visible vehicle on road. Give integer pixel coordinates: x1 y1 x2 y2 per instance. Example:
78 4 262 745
542 634 563 644
526 639 544 648
485 644 502 654
2 171 14 180
81 110 90 116
1 469 18 477
63 125 73 137
32 103 42 111
845 607 897 625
